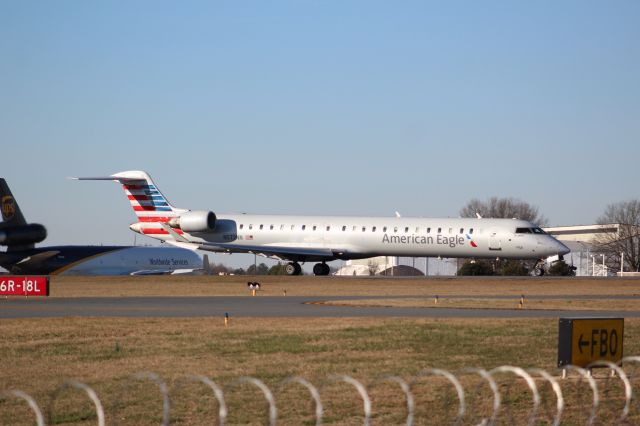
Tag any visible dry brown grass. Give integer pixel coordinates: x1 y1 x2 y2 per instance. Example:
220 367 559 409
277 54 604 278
322 297 640 311
48 275 640 298
1 316 640 425
3 275 640 424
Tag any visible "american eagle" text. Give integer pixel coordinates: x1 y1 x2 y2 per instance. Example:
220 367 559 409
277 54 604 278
381 233 465 248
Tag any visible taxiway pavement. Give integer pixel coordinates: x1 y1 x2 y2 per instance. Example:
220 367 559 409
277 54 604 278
2 295 640 318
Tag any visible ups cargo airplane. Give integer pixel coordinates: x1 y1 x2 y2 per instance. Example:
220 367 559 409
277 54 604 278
76 171 570 276
0 178 202 275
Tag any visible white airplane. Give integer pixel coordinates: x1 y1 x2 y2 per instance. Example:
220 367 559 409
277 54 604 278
0 245 205 276
75 171 570 276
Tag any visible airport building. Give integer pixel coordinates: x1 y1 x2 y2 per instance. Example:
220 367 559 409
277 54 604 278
544 223 639 276
335 223 636 277
335 256 458 276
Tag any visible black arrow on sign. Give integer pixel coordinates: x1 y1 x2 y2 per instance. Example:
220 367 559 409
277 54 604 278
578 334 589 354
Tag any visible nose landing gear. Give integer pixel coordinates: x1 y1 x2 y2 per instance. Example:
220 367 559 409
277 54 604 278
313 262 331 276
533 261 545 276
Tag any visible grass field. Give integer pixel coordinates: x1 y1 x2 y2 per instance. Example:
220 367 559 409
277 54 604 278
2 276 640 425
322 297 640 311
46 275 640 298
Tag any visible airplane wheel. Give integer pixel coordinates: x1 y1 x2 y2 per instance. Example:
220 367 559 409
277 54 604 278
286 262 302 275
313 263 331 276
532 260 545 277
313 264 323 276
322 263 331 275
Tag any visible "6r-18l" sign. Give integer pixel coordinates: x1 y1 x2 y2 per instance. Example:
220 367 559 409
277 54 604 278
0 276 49 296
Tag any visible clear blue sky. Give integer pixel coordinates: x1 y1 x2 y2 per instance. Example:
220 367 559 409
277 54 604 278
1 1 639 267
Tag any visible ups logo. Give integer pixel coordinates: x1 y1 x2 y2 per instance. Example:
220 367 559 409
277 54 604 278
1 195 16 220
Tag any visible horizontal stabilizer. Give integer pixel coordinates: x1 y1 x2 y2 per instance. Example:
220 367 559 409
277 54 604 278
71 171 153 183
73 171 183 217
71 176 136 181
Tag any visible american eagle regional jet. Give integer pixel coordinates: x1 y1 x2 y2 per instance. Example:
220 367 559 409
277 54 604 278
76 171 570 276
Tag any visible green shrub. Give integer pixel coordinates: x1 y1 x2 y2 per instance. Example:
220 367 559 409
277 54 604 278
499 260 529 276
458 261 494 276
547 260 576 276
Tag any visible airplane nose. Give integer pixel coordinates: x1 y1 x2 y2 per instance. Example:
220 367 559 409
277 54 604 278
555 239 570 256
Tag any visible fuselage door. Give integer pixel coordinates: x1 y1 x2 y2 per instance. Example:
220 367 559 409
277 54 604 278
488 231 502 251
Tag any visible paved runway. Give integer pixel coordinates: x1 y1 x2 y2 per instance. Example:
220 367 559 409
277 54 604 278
2 295 640 318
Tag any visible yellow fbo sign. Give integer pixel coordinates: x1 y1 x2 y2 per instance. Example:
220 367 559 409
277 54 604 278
558 318 624 368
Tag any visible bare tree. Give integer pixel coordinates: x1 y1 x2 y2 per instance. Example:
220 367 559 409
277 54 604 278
459 197 547 226
593 200 640 272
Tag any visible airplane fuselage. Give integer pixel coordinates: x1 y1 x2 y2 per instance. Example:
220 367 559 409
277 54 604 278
78 170 570 276
0 246 202 275
135 214 569 262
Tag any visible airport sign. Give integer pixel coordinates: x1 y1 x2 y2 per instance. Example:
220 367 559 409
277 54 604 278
558 317 623 367
0 276 49 296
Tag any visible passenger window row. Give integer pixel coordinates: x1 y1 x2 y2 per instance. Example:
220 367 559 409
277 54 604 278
238 224 477 234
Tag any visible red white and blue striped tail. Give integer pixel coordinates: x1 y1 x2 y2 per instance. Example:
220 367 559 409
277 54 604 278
73 171 187 222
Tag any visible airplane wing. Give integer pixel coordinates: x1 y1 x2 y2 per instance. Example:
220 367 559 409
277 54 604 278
130 255 210 276
165 240 338 262
158 222 191 243
15 250 60 266
130 269 173 276
4 250 60 274
130 269 204 275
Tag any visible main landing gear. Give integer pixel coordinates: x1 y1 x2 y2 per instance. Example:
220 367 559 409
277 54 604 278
285 262 302 276
313 262 331 276
285 262 331 276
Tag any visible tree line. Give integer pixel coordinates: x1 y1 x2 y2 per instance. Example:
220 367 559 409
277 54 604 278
458 196 640 275
208 262 292 276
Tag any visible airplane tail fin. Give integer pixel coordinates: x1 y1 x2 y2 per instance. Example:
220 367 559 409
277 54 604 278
0 178 47 251
0 178 28 228
73 171 187 221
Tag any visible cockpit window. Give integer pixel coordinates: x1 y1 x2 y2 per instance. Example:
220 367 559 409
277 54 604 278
515 227 532 233
516 227 547 234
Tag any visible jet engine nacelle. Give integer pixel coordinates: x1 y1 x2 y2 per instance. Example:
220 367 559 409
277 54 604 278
168 211 216 232
0 224 47 246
